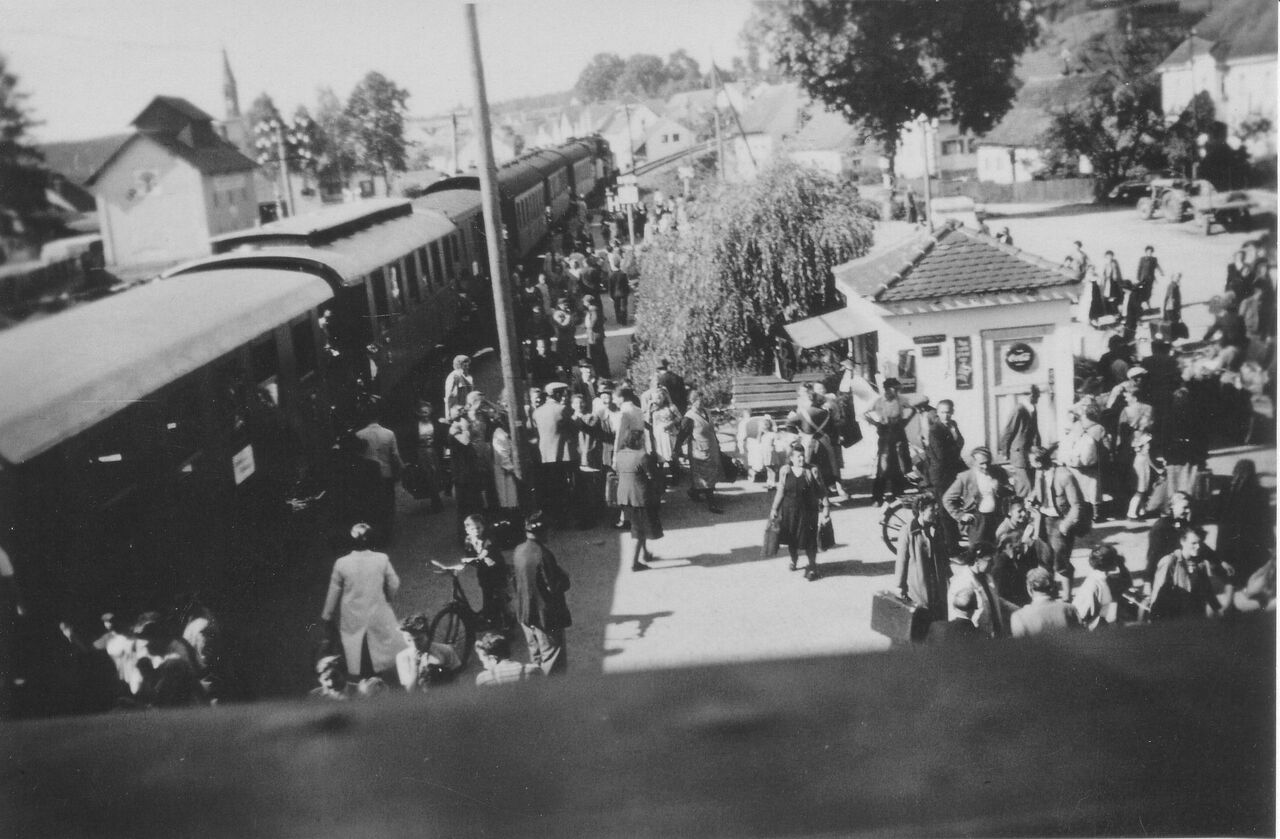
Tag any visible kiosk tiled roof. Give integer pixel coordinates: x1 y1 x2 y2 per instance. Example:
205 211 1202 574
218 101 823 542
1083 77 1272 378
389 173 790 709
834 224 1079 304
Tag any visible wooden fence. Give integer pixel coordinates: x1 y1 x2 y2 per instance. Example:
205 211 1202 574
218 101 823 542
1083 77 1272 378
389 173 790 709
900 177 1097 205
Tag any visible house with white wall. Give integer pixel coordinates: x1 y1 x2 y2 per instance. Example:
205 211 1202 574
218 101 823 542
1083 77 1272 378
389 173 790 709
86 96 258 269
975 74 1098 184
1156 0 1277 158
786 224 1082 459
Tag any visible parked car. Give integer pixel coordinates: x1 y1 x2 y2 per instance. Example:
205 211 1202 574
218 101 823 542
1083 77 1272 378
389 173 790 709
1106 180 1153 205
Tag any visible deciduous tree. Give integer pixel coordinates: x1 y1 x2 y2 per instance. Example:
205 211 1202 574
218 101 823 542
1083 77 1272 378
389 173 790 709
616 54 669 99
663 49 703 94
761 0 1037 169
575 53 626 102
1041 25 1180 193
630 160 876 400
315 86 357 184
345 71 411 195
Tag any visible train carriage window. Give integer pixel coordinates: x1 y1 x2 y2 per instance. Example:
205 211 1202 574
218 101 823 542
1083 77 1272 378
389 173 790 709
443 238 456 282
429 243 443 290
369 268 390 321
250 336 279 385
292 318 318 380
387 264 405 315
404 253 421 302
158 377 204 472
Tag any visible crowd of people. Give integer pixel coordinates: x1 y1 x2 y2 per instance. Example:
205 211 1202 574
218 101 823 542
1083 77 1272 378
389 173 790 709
22 207 1275 716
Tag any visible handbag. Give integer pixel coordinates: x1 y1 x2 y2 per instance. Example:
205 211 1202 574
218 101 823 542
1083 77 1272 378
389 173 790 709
763 521 781 558
605 471 620 507
818 518 835 551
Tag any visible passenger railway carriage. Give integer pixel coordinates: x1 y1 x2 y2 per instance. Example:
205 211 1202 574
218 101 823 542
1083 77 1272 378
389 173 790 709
0 138 614 713
420 136 613 270
0 271 334 670
166 198 471 426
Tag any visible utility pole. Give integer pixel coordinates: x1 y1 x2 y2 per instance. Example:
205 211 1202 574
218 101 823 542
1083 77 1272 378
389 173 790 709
276 127 295 217
919 117 935 232
451 111 460 174
623 101 636 173
464 3 531 485
711 62 725 181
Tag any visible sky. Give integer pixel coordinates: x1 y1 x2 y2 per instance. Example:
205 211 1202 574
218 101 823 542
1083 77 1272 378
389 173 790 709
5 0 756 143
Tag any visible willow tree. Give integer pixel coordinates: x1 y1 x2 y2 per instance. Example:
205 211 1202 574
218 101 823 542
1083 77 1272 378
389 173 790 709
630 160 876 401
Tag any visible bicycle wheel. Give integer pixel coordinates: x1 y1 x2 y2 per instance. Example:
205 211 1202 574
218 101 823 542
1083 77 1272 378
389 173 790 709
429 604 475 669
880 500 911 555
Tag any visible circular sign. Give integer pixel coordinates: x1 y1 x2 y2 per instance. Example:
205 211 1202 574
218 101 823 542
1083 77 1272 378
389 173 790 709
1004 342 1036 372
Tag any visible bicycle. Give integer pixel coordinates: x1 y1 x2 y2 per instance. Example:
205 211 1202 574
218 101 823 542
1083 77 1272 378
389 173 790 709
878 482 970 556
428 560 514 669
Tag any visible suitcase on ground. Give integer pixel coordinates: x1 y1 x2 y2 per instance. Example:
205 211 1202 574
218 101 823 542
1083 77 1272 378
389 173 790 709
870 590 929 643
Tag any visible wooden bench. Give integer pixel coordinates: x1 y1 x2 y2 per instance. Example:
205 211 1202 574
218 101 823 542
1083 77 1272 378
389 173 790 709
730 371 827 417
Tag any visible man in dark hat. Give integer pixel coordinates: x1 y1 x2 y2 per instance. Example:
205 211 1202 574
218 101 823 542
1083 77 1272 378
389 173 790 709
512 512 572 675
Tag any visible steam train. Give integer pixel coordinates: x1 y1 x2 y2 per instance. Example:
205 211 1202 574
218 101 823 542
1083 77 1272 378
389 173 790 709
0 137 611 713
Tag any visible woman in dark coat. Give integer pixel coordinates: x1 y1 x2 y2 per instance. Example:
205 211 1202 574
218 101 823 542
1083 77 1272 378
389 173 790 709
584 298 609 376
769 443 831 581
894 495 952 622
1217 459 1272 581
615 429 664 571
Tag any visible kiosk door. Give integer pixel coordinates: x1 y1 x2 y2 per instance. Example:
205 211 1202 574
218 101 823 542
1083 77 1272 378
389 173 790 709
983 325 1057 460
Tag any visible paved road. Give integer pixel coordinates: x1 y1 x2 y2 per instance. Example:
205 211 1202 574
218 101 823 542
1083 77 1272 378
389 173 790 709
986 202 1267 353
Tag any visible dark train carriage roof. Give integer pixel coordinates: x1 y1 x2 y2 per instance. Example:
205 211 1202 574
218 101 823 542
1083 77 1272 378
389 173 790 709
496 155 552 197
420 138 601 198
556 139 596 164
421 175 479 195
412 189 482 221
421 154 551 200
0 269 332 465
172 205 458 286
522 149 571 178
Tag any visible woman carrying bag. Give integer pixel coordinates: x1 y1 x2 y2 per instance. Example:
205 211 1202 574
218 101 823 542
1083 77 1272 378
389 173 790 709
615 429 665 571
768 443 831 581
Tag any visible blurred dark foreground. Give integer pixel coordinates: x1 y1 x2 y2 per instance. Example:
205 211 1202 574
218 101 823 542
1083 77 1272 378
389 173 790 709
3 614 1274 838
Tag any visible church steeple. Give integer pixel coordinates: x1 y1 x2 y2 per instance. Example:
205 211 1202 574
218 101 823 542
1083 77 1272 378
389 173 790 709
222 48 240 118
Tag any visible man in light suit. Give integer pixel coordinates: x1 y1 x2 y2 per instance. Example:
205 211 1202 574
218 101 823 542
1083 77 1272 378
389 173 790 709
320 523 406 680
999 385 1041 488
356 414 404 544
1011 568 1081 638
532 383 576 526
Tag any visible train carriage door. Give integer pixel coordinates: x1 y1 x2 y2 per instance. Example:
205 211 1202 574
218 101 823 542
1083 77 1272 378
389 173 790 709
982 325 1057 458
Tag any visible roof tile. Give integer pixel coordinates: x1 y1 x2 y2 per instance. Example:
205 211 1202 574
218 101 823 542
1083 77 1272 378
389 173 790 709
834 225 1079 304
